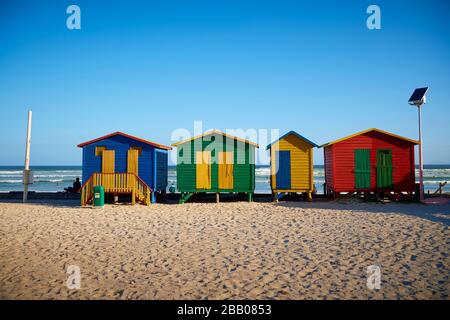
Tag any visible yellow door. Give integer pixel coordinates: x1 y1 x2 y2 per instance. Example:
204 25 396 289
196 151 211 189
218 151 233 189
102 150 115 173
127 149 139 175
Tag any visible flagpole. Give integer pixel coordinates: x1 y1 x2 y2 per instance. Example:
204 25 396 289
23 110 32 203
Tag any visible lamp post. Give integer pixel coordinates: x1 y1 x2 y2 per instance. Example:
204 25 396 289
408 87 428 202
416 100 424 201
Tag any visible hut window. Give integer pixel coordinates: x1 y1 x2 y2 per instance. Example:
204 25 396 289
131 146 142 156
95 146 106 156
179 149 183 157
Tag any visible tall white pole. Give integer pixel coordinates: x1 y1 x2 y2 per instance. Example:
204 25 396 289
23 110 32 203
418 105 424 201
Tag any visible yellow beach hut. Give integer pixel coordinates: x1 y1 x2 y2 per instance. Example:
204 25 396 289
267 131 318 201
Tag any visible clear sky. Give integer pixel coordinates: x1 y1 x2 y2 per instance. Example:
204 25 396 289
0 0 449 165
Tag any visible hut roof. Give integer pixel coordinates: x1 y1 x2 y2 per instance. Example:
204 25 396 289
77 132 172 150
266 131 318 150
320 128 419 148
171 130 259 147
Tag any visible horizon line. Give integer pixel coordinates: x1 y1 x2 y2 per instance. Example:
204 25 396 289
1 164 450 167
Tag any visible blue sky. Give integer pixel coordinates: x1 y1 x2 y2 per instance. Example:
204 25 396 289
0 0 449 165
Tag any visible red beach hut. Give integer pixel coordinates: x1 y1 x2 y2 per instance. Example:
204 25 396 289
321 128 419 198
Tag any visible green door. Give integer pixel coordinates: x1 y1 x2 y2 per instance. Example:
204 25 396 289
354 149 371 189
376 150 393 188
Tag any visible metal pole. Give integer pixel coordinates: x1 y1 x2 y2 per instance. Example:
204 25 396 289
418 105 424 201
23 110 32 203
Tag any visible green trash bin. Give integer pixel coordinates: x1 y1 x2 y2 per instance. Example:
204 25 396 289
93 186 105 207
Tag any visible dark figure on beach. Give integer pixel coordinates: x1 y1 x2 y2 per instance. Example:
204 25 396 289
65 178 81 193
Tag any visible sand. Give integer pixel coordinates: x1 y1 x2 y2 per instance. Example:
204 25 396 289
0 200 448 300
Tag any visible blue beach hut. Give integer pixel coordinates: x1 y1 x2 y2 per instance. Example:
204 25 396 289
77 132 171 205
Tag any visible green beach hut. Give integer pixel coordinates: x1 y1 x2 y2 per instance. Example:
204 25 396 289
171 130 259 203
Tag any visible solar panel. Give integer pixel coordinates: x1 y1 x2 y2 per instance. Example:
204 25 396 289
408 87 428 104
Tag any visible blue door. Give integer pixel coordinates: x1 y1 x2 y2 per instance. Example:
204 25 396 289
276 151 291 189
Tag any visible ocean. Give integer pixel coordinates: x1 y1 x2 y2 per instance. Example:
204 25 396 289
1 165 449 194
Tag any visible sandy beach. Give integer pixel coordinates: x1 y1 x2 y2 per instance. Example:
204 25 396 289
0 200 448 300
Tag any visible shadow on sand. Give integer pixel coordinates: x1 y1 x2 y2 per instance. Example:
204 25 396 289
1 197 448 226
274 200 450 226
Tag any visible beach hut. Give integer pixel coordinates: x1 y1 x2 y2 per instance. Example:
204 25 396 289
267 131 318 201
321 128 419 198
171 130 259 203
77 132 171 206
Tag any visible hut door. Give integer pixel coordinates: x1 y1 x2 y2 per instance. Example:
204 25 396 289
354 149 371 189
218 152 233 189
127 149 139 175
196 151 211 189
276 151 291 189
376 149 393 188
102 150 115 173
